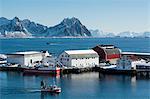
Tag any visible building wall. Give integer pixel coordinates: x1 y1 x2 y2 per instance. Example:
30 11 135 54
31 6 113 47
24 54 43 66
7 53 43 66
93 46 106 62
108 58 119 64
93 46 121 64
59 52 99 68
58 52 71 67
71 57 99 68
107 54 121 59
7 55 24 65
116 56 132 70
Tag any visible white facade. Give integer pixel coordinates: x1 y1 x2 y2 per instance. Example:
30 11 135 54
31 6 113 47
136 59 150 69
116 56 132 70
59 50 99 68
116 56 149 70
7 51 46 66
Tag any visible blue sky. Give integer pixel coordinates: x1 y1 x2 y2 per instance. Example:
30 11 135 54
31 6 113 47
0 0 149 34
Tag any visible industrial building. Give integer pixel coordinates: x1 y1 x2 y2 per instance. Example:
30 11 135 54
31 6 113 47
93 45 121 64
116 55 150 70
58 50 99 68
7 51 50 66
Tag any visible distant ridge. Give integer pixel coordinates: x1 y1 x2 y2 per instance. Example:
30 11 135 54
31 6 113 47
0 17 149 38
0 17 91 38
90 29 150 38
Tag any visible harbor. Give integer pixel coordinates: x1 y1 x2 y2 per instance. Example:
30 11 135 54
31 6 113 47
0 38 150 99
0 45 150 77
1 0 150 98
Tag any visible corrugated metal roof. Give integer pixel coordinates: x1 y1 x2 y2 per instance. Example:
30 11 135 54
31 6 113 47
69 54 99 59
93 45 121 55
65 50 97 54
7 51 42 55
65 50 99 59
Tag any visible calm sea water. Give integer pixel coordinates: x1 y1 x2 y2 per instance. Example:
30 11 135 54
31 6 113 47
0 38 150 55
0 38 150 99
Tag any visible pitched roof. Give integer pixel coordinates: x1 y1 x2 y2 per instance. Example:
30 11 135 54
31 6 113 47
7 51 42 55
64 50 99 58
93 45 121 55
65 50 97 54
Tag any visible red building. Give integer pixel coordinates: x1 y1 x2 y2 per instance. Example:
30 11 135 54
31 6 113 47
92 45 121 64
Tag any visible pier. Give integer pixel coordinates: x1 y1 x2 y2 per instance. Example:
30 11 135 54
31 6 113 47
61 67 94 74
136 69 150 78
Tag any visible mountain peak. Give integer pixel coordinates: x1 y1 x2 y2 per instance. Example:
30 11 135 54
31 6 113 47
12 16 21 24
46 17 91 37
63 17 79 22
13 16 20 20
61 17 81 27
0 17 8 20
0 17 91 37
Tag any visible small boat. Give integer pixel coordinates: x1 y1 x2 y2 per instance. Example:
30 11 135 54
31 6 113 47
41 85 61 93
40 81 61 93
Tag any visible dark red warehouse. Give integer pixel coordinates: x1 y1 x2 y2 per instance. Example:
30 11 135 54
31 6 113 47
92 45 121 64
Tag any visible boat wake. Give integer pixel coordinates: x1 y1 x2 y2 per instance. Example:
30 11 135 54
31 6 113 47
26 89 41 93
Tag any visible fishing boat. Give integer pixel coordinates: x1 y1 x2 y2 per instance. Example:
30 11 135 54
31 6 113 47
41 85 61 93
23 66 61 74
40 81 61 93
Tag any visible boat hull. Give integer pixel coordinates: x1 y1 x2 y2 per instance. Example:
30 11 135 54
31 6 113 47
23 68 60 74
41 89 61 93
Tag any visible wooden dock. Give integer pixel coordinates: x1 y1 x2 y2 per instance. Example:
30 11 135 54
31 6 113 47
136 69 150 78
61 67 94 74
96 67 150 77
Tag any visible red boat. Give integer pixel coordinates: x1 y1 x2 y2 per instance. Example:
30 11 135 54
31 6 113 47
40 81 61 93
23 66 61 74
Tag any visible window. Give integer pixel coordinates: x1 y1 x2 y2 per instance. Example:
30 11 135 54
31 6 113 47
30 59 32 63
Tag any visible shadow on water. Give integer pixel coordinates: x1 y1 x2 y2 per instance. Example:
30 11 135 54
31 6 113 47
99 72 150 81
1 71 150 99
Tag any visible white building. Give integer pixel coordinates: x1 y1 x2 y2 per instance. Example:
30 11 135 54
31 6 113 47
58 50 99 68
136 60 150 69
116 55 150 70
116 56 133 70
7 51 50 66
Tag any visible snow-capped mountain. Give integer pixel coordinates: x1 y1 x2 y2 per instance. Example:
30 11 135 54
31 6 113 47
46 17 91 37
90 29 115 37
0 17 149 38
90 29 150 38
142 32 150 37
0 17 47 37
90 29 103 37
0 17 91 37
117 31 142 37
21 19 48 37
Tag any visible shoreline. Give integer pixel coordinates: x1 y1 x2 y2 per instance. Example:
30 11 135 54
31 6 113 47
0 36 149 39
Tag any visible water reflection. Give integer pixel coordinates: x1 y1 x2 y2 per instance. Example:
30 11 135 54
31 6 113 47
41 92 59 99
0 71 150 99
